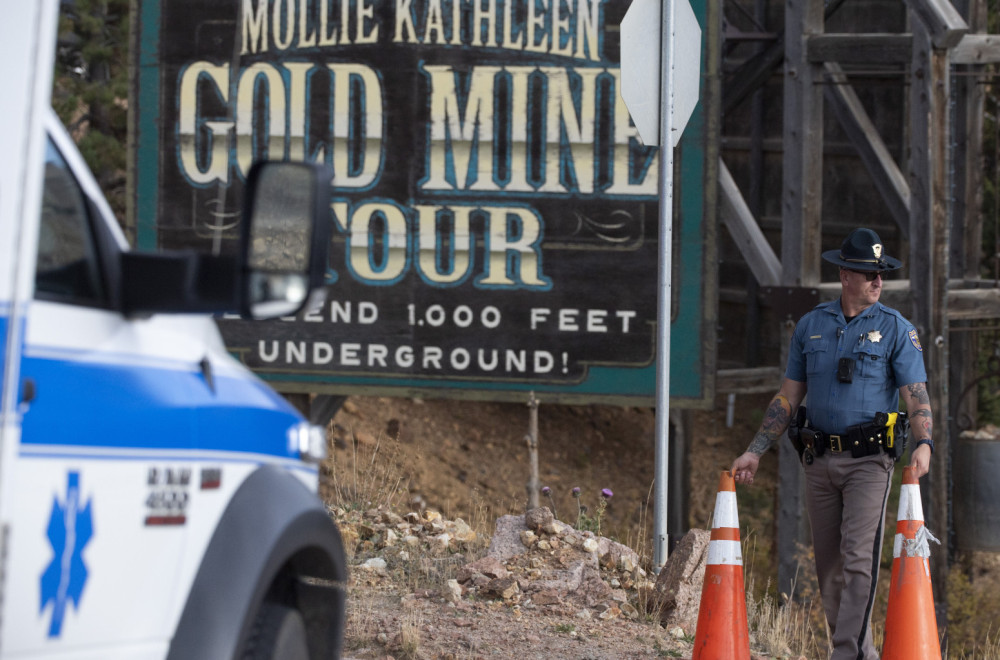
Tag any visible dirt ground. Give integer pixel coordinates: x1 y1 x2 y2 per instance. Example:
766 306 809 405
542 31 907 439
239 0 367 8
322 391 781 659
325 392 776 554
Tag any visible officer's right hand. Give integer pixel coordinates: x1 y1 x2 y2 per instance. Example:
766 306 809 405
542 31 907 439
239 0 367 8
730 452 760 486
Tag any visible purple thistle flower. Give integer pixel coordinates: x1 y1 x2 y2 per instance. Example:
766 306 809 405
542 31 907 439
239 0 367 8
601 488 614 500
541 486 551 496
572 487 581 498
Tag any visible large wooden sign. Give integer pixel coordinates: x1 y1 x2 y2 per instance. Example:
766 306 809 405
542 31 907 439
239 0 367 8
131 0 712 405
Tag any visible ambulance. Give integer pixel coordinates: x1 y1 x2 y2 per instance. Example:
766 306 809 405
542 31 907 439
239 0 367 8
0 2 347 658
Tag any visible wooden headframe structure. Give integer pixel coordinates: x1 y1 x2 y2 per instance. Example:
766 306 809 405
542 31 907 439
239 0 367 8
716 0 1000 598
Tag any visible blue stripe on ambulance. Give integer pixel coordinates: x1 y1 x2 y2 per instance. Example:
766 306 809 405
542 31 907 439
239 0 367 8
18 350 306 461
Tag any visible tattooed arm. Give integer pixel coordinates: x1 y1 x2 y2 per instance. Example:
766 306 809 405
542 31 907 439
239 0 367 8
900 382 933 478
731 379 807 485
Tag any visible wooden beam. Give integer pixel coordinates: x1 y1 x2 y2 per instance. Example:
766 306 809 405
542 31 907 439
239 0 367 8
948 0 987 556
947 288 1000 320
823 63 911 237
723 0 850 113
777 0 824 605
952 33 1000 62
808 34 913 63
909 19 952 598
716 367 783 393
719 159 783 287
817 279 1000 321
782 0 824 287
905 0 969 48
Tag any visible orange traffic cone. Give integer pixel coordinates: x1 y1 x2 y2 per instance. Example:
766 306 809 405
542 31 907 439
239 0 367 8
882 466 942 660
692 470 750 660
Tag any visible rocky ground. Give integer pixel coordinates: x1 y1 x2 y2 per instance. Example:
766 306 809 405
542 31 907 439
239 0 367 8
317 393 1000 659
320 393 786 659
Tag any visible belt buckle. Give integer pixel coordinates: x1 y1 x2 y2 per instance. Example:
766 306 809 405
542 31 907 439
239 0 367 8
829 435 844 453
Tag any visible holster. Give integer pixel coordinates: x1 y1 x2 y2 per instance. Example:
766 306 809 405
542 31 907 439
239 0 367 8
886 412 909 460
787 406 808 459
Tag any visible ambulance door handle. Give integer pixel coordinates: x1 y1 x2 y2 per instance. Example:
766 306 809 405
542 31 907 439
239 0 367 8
20 379 36 405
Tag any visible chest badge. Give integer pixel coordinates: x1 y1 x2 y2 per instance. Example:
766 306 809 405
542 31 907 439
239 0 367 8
867 330 883 343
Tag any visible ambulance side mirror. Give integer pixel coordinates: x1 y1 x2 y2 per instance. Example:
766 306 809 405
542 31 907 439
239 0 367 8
241 161 332 320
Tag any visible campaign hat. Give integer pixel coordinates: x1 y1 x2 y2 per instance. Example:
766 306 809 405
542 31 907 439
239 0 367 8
821 227 903 271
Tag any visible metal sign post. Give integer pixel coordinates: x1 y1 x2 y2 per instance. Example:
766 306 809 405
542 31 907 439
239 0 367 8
652 0 676 572
620 0 701 570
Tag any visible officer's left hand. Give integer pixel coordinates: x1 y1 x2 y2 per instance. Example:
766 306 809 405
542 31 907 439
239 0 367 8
909 443 932 478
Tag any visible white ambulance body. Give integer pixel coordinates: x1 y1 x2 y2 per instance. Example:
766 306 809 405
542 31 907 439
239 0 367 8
0 2 346 659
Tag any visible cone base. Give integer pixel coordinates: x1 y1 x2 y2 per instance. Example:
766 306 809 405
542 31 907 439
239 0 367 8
882 558 941 660
692 567 750 660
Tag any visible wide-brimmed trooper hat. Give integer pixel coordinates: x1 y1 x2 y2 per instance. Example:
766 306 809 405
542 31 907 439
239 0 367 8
821 227 903 271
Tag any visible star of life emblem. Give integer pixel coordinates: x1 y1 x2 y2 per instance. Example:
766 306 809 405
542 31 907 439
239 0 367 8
41 472 93 637
873 244 883 259
867 330 882 343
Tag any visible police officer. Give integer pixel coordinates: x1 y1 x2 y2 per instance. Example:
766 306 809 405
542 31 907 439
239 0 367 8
730 227 933 660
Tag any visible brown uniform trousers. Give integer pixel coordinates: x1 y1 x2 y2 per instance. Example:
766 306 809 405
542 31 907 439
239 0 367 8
804 451 895 660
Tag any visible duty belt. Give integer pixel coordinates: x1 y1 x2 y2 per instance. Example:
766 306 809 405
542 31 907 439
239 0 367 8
787 408 909 463
800 419 895 459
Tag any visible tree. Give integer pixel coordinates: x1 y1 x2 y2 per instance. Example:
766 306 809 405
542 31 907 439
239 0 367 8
52 0 130 225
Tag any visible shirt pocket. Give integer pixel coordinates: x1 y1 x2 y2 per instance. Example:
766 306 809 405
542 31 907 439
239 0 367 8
802 340 831 377
853 340 889 380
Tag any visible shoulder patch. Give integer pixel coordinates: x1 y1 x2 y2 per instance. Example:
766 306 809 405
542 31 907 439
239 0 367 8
908 329 923 352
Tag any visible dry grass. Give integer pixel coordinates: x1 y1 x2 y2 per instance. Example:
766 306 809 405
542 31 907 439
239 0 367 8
945 630 1000 660
746 575 826 659
397 612 423 659
341 582 383 653
322 428 407 513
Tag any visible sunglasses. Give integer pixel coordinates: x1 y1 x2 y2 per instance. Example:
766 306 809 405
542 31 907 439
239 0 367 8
846 269 886 281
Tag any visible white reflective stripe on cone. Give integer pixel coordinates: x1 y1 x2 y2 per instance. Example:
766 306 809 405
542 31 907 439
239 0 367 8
897 483 924 522
706 539 743 566
893 525 939 559
713 491 739 529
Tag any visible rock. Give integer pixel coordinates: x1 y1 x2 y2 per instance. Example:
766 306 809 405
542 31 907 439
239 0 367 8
432 532 452 552
524 507 555 532
482 576 520 601
487 515 529 561
540 519 565 535
444 578 462 603
457 556 508 583
530 589 563 606
653 528 710 631
527 560 586 593
338 525 360 558
380 510 404 525
595 537 642 573
577 565 613 606
359 557 389 576
597 604 621 620
582 538 599 553
449 518 477 543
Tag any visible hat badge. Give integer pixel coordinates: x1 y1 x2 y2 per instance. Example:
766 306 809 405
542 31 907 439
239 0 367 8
872 244 882 259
